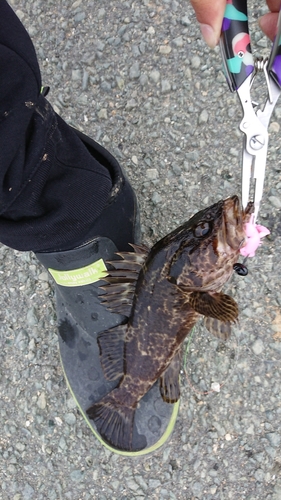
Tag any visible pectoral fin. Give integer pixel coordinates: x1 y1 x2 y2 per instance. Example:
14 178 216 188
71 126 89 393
159 351 181 403
189 291 238 323
204 317 232 341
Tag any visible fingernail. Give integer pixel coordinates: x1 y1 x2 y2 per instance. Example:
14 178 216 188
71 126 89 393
199 23 218 49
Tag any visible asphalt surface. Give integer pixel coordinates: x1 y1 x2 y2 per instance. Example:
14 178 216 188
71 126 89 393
1 1 281 499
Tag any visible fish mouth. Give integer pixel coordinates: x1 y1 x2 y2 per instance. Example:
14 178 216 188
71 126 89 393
219 195 253 252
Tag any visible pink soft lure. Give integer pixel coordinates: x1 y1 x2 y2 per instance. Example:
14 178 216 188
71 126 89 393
240 214 270 257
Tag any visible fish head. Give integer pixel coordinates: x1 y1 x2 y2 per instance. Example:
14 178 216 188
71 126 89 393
167 195 253 291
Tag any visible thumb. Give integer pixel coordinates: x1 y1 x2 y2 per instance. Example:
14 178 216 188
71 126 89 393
259 12 280 41
190 0 226 48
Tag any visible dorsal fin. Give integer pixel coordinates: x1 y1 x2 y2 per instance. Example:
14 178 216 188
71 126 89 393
100 245 149 318
129 242 150 254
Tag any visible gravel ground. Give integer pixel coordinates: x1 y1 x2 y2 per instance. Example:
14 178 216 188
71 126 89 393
1 0 281 499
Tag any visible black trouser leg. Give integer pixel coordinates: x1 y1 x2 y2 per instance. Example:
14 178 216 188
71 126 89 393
0 0 115 252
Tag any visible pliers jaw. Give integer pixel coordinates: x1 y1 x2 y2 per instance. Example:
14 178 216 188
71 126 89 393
237 74 269 223
220 0 281 223
239 70 281 223
241 143 267 224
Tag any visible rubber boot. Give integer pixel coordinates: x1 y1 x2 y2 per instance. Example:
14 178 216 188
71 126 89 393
36 130 179 455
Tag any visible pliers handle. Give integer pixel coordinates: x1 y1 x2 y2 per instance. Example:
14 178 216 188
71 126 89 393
220 0 281 223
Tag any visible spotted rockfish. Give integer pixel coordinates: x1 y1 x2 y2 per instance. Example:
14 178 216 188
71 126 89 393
87 196 252 451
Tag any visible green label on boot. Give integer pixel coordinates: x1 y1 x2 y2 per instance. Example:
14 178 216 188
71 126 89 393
48 259 108 287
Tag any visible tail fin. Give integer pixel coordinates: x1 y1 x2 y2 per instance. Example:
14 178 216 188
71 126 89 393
86 393 136 452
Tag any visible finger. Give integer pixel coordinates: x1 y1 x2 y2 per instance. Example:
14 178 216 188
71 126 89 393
190 0 226 48
266 0 281 14
259 12 280 40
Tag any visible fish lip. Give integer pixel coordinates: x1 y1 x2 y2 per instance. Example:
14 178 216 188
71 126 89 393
223 195 242 224
221 196 245 251
242 200 254 220
238 201 254 250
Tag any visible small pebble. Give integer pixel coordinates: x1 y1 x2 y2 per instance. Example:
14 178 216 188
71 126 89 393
111 480 120 490
100 81 111 92
72 69 82 81
26 308 38 326
266 432 281 447
198 109 209 124
151 192 162 204
161 79 171 93
191 56 201 69
139 73 148 86
15 9 25 21
181 15 191 25
70 470 84 482
211 382 220 392
191 481 203 495
126 98 138 110
129 62 140 79
251 338 264 355
127 478 140 491
254 468 264 482
269 196 281 209
82 70 89 91
97 108 108 119
246 424 255 435
15 442 25 452
38 272 49 281
162 446 172 462
64 412 76 425
149 70 160 83
116 76 125 89
97 8 105 18
135 477 148 492
37 392 47 410
72 0 82 7
14 330 29 350
74 12 85 23
230 148 239 157
22 483 35 500
172 36 184 47
269 121 280 133
149 479 161 489
59 436 67 450
159 45 172 55
172 164 181 176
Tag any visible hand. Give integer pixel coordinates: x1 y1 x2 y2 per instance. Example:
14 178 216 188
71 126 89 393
190 0 226 48
190 0 281 48
259 0 281 41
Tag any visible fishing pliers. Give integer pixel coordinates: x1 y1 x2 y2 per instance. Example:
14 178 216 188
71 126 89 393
220 0 281 223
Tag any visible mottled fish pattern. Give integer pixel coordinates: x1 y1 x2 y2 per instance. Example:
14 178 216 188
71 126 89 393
87 196 253 451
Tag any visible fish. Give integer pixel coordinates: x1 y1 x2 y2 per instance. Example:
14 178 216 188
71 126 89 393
86 195 253 451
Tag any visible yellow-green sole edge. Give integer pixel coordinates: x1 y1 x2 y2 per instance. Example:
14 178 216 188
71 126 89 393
59 350 180 457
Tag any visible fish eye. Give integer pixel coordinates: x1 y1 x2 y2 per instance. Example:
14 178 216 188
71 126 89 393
194 221 211 238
